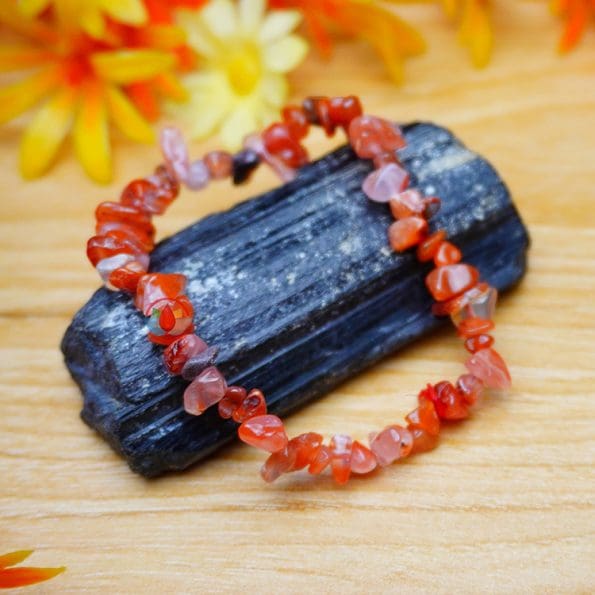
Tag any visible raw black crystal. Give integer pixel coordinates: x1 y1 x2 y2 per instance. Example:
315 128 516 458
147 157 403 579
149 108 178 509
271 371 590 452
61 122 530 477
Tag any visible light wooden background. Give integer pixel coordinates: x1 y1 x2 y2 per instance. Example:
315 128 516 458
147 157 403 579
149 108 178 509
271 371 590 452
1 4 594 593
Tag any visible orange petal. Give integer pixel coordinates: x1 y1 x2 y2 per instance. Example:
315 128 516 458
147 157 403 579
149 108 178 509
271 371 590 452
0 45 51 71
558 0 590 52
125 82 160 122
106 85 155 143
73 83 112 183
153 72 188 102
0 566 65 588
91 49 176 84
0 551 33 570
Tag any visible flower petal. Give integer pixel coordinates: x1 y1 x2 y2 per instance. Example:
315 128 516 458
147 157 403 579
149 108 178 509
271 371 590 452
176 10 219 57
0 68 57 125
218 100 258 149
459 0 492 67
0 45 50 71
78 7 106 39
0 567 65 589
91 50 175 84
106 85 154 143
20 87 76 179
200 0 238 40
258 10 302 44
0 551 33 570
262 34 308 73
259 72 288 108
16 0 50 18
102 0 147 26
73 84 112 183
238 0 265 34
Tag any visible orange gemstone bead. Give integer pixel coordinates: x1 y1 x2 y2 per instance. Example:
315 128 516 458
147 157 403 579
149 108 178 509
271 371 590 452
204 151 233 180
456 373 484 407
238 415 288 453
388 216 428 252
163 334 207 375
282 105 309 139
302 96 334 135
107 262 145 293
86 234 147 268
135 273 187 315
260 447 296 483
183 366 227 415
287 432 324 471
348 115 406 158
464 333 494 353
389 189 426 219
218 385 247 419
330 434 353 484
405 398 440 436
350 440 377 474
416 230 447 262
262 123 308 168
457 318 495 338
432 282 490 316
425 264 479 302
465 348 511 390
369 425 413 467
308 445 332 475
328 95 363 130
232 389 267 423
433 241 462 266
96 201 153 232
408 427 439 454
430 381 469 420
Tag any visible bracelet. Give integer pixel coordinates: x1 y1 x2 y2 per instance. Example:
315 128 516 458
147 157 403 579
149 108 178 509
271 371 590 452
86 95 511 485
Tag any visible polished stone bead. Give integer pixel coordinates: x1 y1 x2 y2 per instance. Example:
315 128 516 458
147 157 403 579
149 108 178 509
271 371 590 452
389 189 426 219
232 149 261 185
405 397 440 436
456 317 495 338
328 95 363 130
456 373 485 407
464 333 494 353
350 440 378 474
96 253 136 284
87 234 148 269
434 241 462 266
96 221 155 252
330 434 353 484
408 427 439 454
180 346 219 381
243 133 297 183
449 284 498 326
134 273 186 315
282 105 309 139
96 201 154 233
262 123 308 169
348 115 406 159
302 96 334 135
204 150 233 180
147 296 194 344
465 348 511 389
238 414 288 453
388 216 428 252
308 445 332 475
183 366 227 415
186 159 210 190
431 381 469 420
416 230 447 262
260 446 296 482
160 127 190 183
232 388 267 423
163 334 207 375
362 163 410 203
369 425 413 466
217 385 247 419
120 178 172 216
287 432 324 471
425 264 480 302
106 260 146 293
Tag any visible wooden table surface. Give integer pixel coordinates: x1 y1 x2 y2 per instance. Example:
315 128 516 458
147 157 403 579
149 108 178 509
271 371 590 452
1 4 594 593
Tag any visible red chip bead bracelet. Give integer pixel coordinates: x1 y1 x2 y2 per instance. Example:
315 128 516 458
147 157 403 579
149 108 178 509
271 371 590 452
86 95 511 485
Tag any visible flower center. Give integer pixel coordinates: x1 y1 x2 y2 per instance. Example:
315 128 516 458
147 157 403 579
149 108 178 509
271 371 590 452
226 45 261 96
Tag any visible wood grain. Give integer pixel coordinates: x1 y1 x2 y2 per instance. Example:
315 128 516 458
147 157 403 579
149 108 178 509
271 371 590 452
0 4 594 593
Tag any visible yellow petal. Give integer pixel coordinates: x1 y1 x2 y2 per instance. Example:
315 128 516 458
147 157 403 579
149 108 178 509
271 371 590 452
262 35 308 73
176 10 219 58
91 50 175 84
459 0 492 68
101 0 147 26
16 0 50 18
154 72 188 102
0 551 33 569
140 25 187 51
20 87 75 179
0 45 50 71
219 101 258 150
106 85 154 143
258 10 302 44
73 84 112 183
259 73 288 108
200 0 237 40
238 0 265 35
0 68 57 125
79 7 105 39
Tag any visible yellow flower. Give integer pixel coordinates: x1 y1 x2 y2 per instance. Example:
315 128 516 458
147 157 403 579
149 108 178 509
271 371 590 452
441 0 492 68
176 0 308 149
17 0 147 39
0 1 185 182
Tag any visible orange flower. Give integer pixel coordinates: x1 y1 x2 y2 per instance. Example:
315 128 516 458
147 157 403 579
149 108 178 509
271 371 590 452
269 0 425 83
551 0 595 52
0 1 187 182
0 550 65 589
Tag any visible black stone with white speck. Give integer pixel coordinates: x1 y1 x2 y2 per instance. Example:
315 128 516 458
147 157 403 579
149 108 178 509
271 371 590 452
61 122 530 477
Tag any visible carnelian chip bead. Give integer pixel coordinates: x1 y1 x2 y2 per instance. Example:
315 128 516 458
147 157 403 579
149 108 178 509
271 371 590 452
456 373 484 407
389 189 426 219
308 445 332 475
163 334 208 375
135 273 187 315
350 441 378 474
369 425 413 467
330 434 353 484
87 234 148 268
183 366 227 415
204 151 233 180
465 348 511 390
363 162 410 202
456 317 495 338
107 261 146 293
286 432 324 471
464 333 494 353
328 95 363 130
262 122 308 168
238 415 288 453
408 427 439 454
416 230 447 262
147 296 194 344
218 385 247 419
405 398 440 436
430 381 469 420
388 216 428 252
232 389 267 423
348 115 406 158
433 241 462 266
425 264 480 302
282 105 309 139
302 96 334 135
260 447 296 483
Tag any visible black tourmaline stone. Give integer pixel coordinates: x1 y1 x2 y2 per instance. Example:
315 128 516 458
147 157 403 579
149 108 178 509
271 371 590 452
61 122 530 477
232 148 261 185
